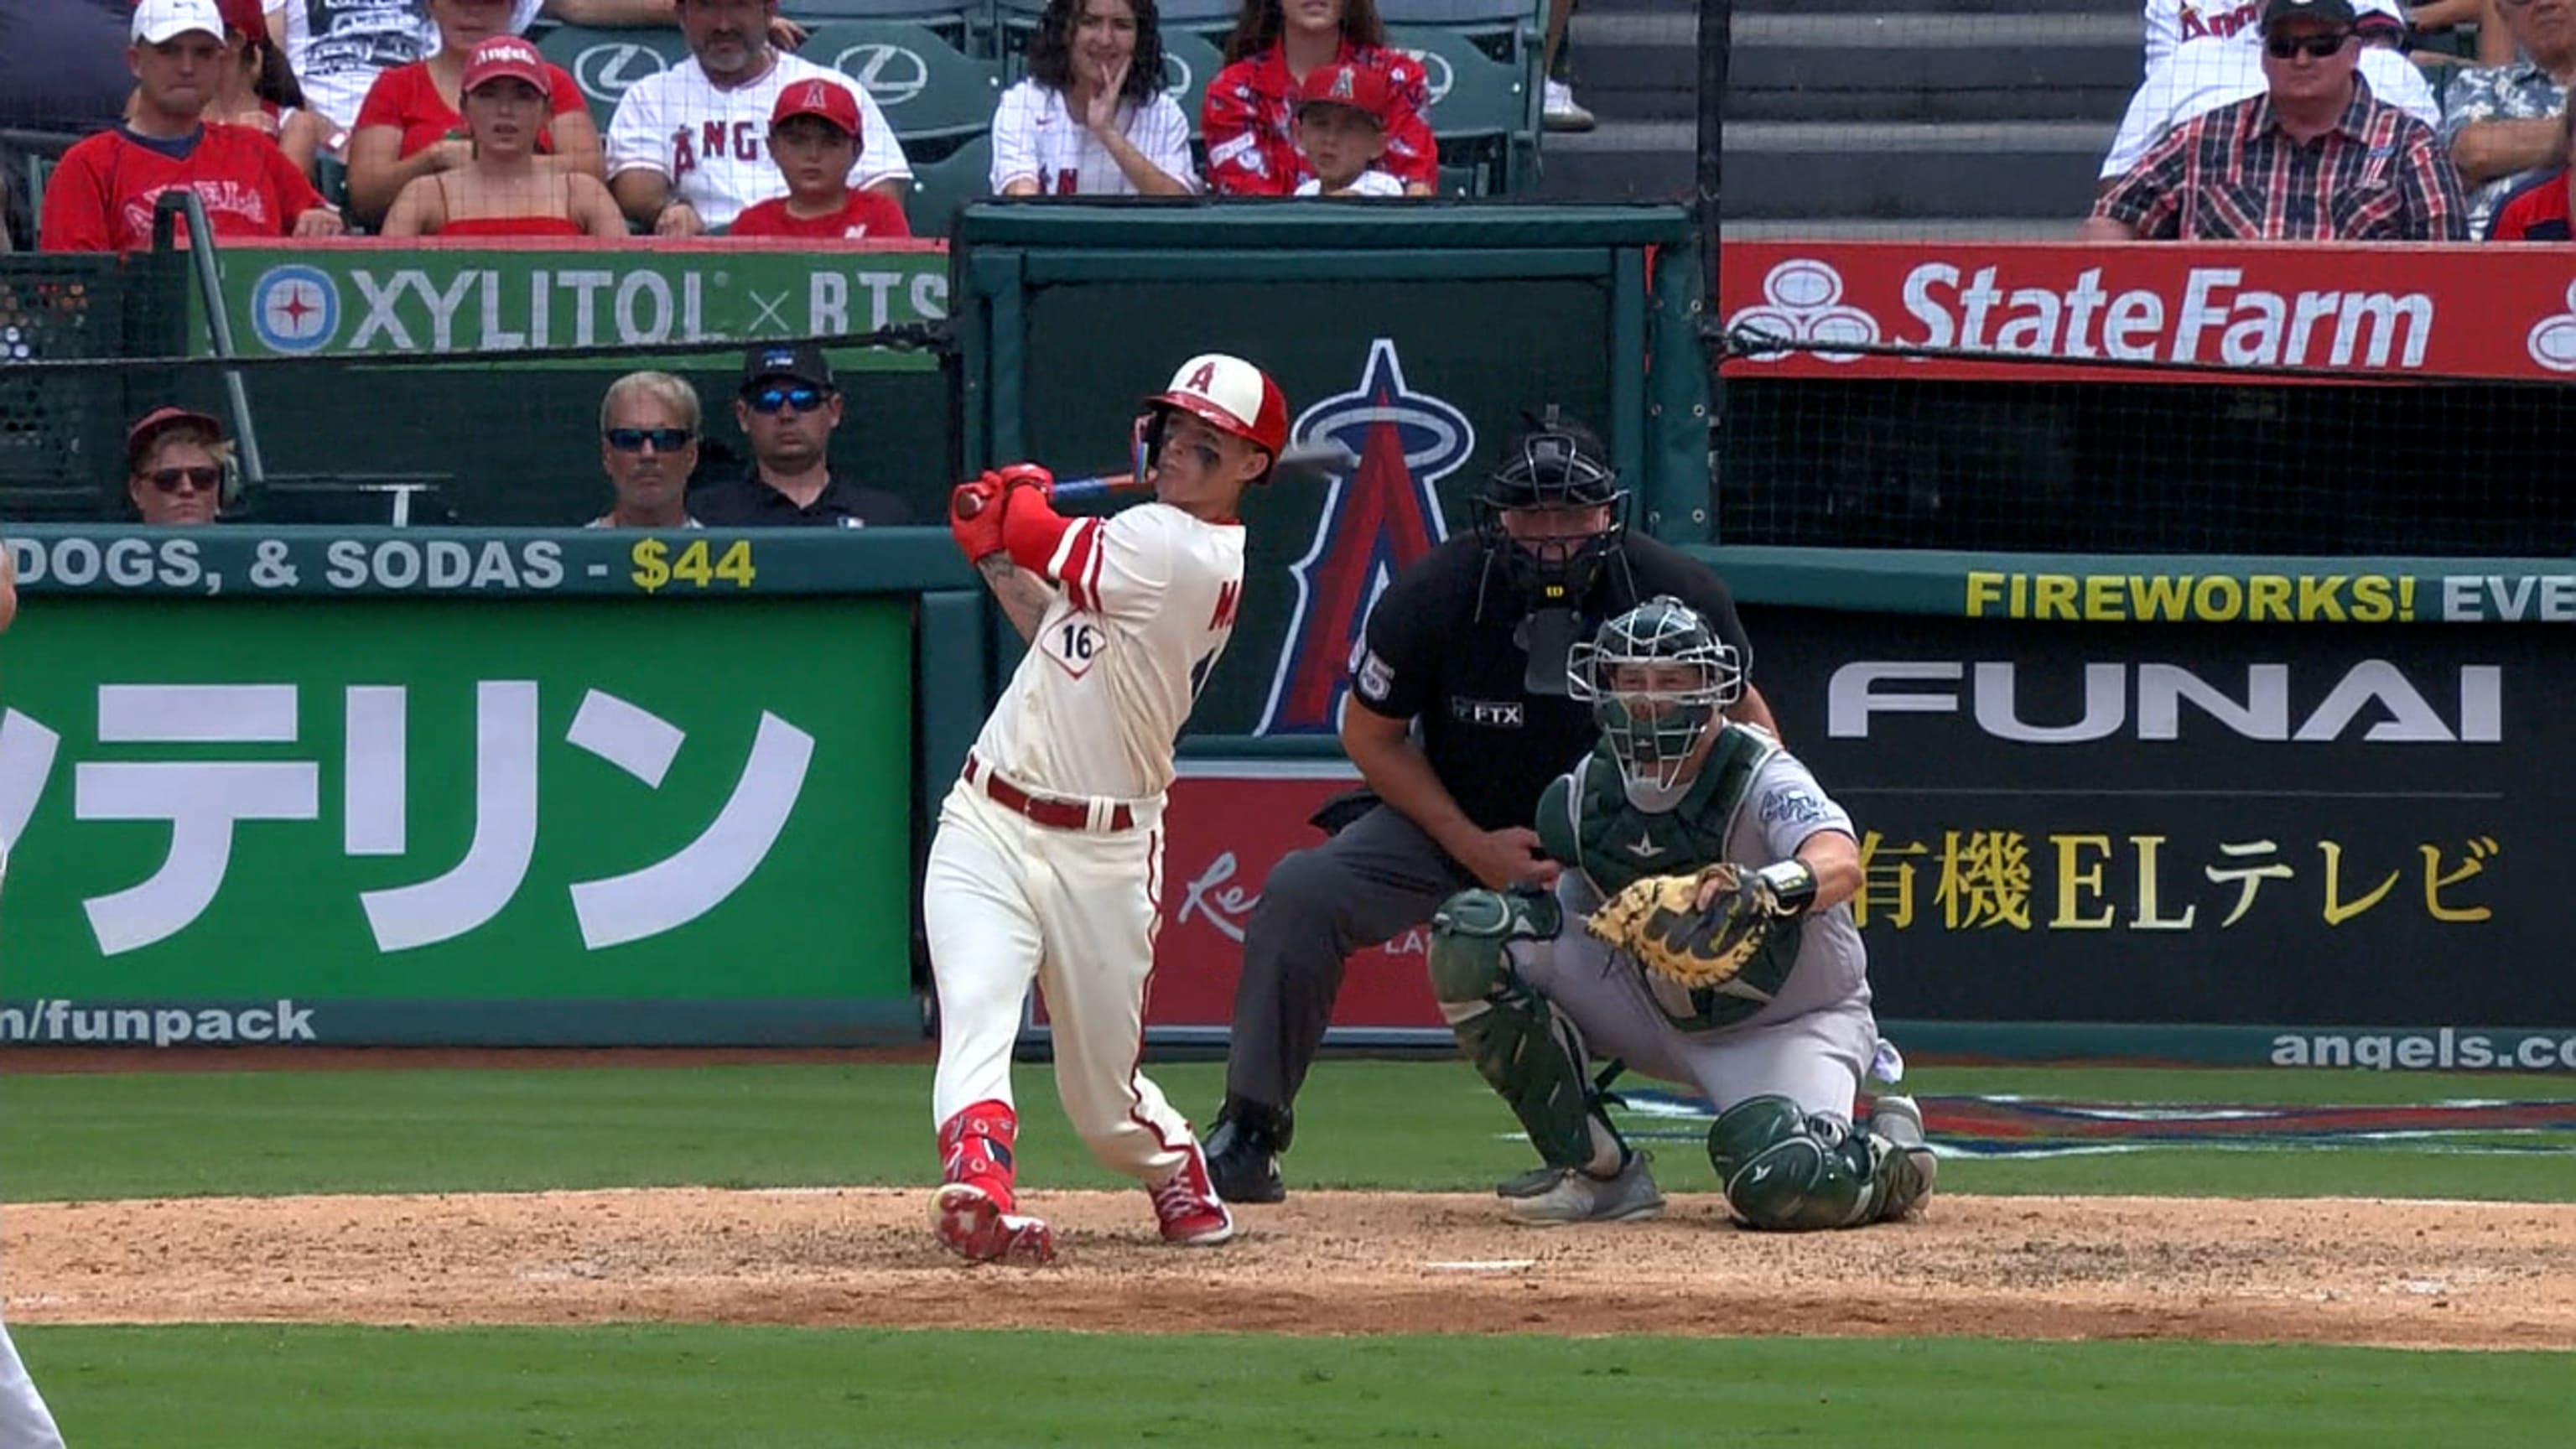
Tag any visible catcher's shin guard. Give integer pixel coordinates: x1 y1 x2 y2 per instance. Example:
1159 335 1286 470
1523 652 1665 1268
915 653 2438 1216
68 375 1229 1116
1429 888 1624 1176
1708 1094 1935 1232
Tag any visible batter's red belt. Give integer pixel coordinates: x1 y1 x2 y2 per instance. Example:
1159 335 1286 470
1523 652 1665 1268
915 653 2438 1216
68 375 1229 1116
964 753 1137 832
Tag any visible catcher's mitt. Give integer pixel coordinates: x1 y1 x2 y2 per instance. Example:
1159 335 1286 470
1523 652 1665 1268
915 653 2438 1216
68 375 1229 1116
1584 864 1779 989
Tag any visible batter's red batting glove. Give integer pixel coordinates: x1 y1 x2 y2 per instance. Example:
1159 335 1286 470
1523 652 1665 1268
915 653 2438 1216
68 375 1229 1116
949 478 1008 562
991 463 1055 500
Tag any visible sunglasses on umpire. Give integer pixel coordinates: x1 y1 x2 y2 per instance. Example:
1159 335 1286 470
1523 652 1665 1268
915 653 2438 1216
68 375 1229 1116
145 465 222 493
605 427 695 452
745 384 829 415
2266 30 2350 58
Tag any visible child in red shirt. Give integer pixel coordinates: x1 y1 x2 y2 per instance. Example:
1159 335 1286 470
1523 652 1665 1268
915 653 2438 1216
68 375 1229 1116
728 80 913 240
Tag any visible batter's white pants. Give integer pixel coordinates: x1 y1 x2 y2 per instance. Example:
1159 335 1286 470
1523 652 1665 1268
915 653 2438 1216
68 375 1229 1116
0 1312 65 1449
924 780 1196 1185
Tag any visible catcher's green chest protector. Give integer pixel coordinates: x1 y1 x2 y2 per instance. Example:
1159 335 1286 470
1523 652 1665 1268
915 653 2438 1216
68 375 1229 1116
1542 731 1805 1031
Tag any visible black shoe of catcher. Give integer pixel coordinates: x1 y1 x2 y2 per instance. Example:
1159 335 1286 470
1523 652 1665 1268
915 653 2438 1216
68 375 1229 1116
1202 1095 1292 1204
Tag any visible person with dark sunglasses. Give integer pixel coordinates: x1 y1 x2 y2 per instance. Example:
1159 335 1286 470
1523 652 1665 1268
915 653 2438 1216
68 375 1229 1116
689 342 914 528
591 371 704 530
124 405 231 526
2085 0 2466 241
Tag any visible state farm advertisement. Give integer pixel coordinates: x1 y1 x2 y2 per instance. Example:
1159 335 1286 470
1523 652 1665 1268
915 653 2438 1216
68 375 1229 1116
1026 765 1452 1042
1715 242 2576 383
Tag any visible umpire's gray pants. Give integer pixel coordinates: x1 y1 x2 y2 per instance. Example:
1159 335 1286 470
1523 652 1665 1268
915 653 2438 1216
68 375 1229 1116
1224 804 1475 1110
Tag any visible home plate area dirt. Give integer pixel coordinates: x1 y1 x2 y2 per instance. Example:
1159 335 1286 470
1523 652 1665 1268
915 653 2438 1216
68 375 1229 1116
7 1189 2573 1350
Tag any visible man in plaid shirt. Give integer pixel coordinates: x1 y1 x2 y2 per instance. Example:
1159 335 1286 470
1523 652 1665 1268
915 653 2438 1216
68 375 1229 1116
2084 0 2466 241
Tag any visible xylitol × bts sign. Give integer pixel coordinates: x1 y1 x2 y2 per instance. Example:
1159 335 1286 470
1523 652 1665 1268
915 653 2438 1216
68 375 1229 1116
211 246 948 367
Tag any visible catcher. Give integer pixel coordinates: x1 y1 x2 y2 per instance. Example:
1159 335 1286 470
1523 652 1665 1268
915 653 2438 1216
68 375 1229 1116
1426 595 1937 1229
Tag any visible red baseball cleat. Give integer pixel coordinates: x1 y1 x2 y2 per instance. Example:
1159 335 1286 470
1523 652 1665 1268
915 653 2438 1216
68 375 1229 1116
1150 1142 1236 1247
931 1181 1057 1266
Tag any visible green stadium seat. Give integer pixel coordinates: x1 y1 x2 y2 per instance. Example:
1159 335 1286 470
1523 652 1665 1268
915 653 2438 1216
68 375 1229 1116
536 23 693 128
807 20 1003 145
1388 24 1538 194
313 152 351 211
1436 162 1482 197
1159 30 1226 139
904 131 994 236
994 0 1239 55
782 0 977 49
1380 0 1540 65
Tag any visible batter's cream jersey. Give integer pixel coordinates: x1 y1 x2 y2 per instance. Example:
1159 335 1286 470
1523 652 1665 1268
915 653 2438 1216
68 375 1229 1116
973 502 1247 802
605 52 911 230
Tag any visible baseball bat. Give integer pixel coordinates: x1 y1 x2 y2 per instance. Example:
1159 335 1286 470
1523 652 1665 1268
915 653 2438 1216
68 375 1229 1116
954 439 1357 517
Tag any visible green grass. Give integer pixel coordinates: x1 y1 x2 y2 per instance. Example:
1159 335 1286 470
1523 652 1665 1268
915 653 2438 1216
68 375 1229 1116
14 1323 2571 1449
4 1060 2572 1202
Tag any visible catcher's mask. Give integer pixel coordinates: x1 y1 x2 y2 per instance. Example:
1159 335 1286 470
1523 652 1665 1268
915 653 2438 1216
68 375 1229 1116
1474 408 1626 608
1566 596 1743 803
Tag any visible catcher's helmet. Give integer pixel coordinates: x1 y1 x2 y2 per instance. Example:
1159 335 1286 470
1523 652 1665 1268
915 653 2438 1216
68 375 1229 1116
1140 353 1289 479
1566 595 1743 802
1475 408 1627 606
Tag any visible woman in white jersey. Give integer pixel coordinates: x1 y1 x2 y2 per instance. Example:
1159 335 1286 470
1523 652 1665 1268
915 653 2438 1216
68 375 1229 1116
991 0 1197 196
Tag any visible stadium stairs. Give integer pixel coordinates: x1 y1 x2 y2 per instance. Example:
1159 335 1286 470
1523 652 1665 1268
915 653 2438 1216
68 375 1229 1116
1540 0 2137 239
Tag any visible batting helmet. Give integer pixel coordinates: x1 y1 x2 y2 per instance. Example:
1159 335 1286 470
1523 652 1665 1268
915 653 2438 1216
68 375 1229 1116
1475 408 1628 606
1142 353 1290 460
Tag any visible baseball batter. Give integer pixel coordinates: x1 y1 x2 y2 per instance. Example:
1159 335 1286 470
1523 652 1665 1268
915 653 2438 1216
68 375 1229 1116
0 546 66 1449
924 353 1289 1265
1426 598 1937 1230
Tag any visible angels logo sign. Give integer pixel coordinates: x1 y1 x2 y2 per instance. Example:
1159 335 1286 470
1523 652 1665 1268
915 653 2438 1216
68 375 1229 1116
1255 339 1473 735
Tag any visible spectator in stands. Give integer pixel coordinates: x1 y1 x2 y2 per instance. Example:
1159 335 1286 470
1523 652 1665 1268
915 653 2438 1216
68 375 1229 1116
2083 0 2466 240
266 0 787 160
1291 63 1404 195
125 405 232 526
177 0 330 177
2100 0 2438 187
594 371 704 528
346 0 602 228
691 343 913 527
2489 105 2576 235
731 80 913 236
991 0 1197 196
1542 0 1593 132
2408 0 2520 66
2441 0 2576 237
380 39 626 236
606 0 910 236
41 0 344 252
1204 0 1435 195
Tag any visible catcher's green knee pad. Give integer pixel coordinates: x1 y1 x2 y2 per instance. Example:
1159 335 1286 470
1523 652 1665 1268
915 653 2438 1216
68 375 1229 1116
1429 888 1617 1173
1708 1095 1932 1232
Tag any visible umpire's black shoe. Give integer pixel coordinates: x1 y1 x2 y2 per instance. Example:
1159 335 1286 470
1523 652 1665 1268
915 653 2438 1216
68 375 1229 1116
1203 1095 1291 1204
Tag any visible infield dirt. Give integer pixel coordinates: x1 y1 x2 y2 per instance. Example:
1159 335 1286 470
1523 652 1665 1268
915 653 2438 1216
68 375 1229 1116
8 1189 2572 1349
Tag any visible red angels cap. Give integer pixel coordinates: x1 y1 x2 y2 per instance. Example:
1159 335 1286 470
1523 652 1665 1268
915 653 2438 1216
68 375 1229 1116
1292 63 1392 128
1145 354 1289 459
216 0 263 37
461 36 549 95
126 405 225 468
771 78 864 141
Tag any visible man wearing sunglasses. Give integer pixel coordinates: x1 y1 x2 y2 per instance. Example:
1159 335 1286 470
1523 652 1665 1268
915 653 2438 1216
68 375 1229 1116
689 343 915 528
2101 0 2438 190
125 405 232 526
592 371 704 529
2085 0 2465 241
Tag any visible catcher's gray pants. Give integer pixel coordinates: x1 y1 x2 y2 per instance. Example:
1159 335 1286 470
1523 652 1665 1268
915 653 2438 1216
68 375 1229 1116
1225 803 1476 1111
0 1311 65 1449
1514 927 1877 1125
